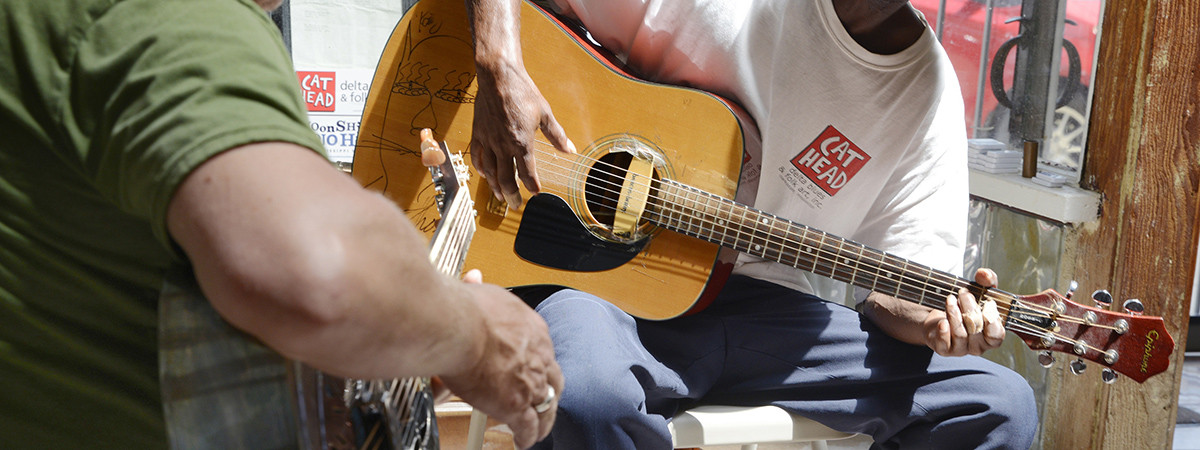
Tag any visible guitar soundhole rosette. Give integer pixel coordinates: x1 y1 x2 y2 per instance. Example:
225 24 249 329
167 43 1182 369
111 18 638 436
577 134 674 243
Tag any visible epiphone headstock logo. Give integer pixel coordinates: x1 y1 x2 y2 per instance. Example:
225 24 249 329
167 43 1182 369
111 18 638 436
1140 329 1160 373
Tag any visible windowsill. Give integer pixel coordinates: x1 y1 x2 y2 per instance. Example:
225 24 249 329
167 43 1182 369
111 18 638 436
968 169 1101 224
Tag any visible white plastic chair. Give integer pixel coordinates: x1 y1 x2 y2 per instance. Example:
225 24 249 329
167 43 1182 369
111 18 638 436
668 405 856 450
462 404 856 450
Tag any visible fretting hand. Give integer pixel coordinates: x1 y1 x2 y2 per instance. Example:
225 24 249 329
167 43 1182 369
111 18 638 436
923 268 1006 356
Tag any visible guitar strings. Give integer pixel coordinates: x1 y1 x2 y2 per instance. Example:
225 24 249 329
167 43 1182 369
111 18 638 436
349 133 1124 373
521 145 991 303
431 190 476 275
358 134 1121 363
563 155 1125 346
513 143 1123 344
521 150 1132 355
525 144 995 299
583 151 1131 353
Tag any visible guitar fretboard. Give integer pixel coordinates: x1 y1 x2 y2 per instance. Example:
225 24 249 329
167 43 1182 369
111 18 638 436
648 179 980 312
429 187 477 277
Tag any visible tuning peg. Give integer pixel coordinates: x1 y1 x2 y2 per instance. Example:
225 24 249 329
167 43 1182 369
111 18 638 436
1091 289 1113 308
1101 368 1119 384
1038 351 1055 368
1069 358 1087 375
1122 298 1144 316
1064 280 1078 299
420 137 445 167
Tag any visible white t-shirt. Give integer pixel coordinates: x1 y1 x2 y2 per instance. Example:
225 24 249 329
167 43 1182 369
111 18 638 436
551 0 968 299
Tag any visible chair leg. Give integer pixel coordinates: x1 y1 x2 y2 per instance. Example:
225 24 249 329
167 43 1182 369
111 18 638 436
465 409 488 450
739 445 757 450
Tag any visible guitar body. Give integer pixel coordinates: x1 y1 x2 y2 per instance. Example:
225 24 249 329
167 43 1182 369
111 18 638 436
353 0 759 320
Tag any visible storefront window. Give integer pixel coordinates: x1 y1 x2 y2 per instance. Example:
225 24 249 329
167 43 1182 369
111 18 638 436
914 0 1104 182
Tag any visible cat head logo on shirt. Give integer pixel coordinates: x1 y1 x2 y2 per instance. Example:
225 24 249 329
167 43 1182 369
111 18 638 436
790 125 871 195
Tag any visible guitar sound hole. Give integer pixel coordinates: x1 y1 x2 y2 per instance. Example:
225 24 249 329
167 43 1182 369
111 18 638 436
584 151 661 234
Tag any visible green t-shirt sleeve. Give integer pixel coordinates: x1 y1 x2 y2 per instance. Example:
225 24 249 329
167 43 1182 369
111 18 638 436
65 0 326 252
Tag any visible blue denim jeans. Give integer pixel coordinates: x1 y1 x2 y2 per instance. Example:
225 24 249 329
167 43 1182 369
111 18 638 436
528 275 1037 450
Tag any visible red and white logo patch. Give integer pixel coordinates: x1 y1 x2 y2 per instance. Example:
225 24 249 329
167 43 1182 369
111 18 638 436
790 125 871 195
297 71 336 112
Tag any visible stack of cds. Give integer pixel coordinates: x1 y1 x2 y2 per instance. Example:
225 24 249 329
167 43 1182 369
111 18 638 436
967 139 1022 174
1031 170 1069 188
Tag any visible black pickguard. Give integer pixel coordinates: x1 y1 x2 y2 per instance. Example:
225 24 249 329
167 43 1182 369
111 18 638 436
514 193 647 271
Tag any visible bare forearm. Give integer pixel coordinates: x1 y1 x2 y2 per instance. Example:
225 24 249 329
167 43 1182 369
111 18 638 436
860 267 1006 356
466 0 524 70
858 292 931 347
168 143 487 380
264 191 489 379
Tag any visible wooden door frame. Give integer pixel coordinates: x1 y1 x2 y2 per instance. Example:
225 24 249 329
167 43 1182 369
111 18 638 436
1046 0 1199 448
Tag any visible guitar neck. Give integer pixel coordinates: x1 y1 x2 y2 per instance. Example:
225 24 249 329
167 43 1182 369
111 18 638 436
648 179 982 313
428 187 477 277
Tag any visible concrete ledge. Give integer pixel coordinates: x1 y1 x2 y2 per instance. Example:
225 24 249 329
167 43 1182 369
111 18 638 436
969 169 1101 224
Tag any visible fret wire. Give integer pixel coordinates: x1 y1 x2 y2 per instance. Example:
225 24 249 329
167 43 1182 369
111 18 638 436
703 189 719 243
803 227 819 273
921 264 931 307
737 214 750 251
784 221 801 268
814 232 831 278
805 227 818 273
884 253 905 297
716 193 731 247
850 242 864 287
763 214 778 259
730 209 742 253
811 229 820 271
676 184 686 234
739 208 752 255
831 239 844 281
706 191 718 238
681 189 690 234
759 212 771 260
683 189 695 235
646 180 990 314
691 188 700 236
731 202 745 250
759 213 774 259
867 246 881 292
896 258 910 302
677 188 688 234
921 264 935 307
836 240 851 285
747 209 762 257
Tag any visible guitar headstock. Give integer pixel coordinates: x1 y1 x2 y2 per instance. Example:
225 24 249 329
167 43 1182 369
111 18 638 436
419 128 470 214
1004 287 1174 383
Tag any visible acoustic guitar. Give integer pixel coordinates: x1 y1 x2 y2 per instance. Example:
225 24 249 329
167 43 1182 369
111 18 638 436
350 0 1174 383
